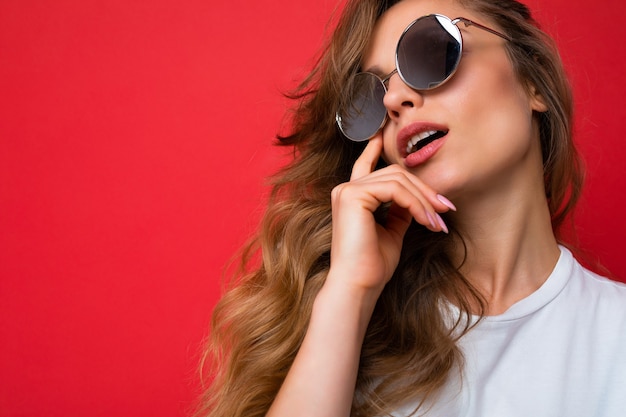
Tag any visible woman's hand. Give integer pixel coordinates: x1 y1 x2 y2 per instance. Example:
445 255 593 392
267 136 456 417
328 136 455 295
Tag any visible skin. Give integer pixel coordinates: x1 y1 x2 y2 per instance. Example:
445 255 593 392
268 0 561 415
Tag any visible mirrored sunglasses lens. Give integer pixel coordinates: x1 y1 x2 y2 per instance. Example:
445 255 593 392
397 15 462 90
337 73 387 142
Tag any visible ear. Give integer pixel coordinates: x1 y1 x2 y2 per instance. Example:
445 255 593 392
529 84 548 113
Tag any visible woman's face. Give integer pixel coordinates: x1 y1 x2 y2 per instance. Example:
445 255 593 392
362 0 547 200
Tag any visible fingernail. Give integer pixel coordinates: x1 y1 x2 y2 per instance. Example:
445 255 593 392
435 213 449 234
437 194 457 211
426 211 437 230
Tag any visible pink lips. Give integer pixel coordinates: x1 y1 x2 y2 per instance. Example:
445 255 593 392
397 122 449 168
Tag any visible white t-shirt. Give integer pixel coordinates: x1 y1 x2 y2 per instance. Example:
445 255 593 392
392 246 626 417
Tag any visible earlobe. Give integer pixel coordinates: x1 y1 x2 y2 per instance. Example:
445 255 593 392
529 85 549 112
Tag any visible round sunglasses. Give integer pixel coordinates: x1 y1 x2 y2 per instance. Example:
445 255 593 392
336 14 511 142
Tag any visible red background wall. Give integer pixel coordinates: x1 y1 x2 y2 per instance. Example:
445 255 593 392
1 1 625 415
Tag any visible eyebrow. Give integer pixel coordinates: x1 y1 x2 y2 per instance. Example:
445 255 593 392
361 64 384 75
362 65 399 81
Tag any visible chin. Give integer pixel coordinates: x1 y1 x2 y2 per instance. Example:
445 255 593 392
411 164 461 195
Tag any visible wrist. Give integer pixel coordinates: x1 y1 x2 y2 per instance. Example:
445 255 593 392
314 270 383 336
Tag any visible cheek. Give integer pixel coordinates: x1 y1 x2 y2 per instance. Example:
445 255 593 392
448 60 538 176
456 56 534 136
381 126 397 163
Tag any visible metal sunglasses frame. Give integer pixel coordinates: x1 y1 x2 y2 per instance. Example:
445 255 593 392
336 14 512 142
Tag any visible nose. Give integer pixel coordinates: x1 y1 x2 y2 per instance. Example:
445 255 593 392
382 72 425 122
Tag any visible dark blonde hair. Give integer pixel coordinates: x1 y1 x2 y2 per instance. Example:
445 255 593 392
196 1 583 416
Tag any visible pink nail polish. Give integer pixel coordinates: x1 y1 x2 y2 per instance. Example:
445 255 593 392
435 213 449 234
426 211 437 230
437 194 457 211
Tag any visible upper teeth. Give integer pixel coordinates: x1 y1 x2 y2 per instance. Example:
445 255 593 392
406 130 438 154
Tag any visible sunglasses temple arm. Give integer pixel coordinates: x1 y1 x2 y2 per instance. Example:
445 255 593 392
452 17 512 42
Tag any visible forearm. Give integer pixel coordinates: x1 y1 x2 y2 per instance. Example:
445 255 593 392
267 271 380 417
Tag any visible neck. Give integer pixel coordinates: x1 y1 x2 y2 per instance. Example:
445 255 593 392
447 164 560 316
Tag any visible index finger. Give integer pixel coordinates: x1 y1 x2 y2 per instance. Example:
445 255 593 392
350 136 383 181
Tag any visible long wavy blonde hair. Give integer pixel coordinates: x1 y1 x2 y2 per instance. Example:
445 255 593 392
195 0 583 416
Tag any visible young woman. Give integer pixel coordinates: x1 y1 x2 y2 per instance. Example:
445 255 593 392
197 0 626 416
